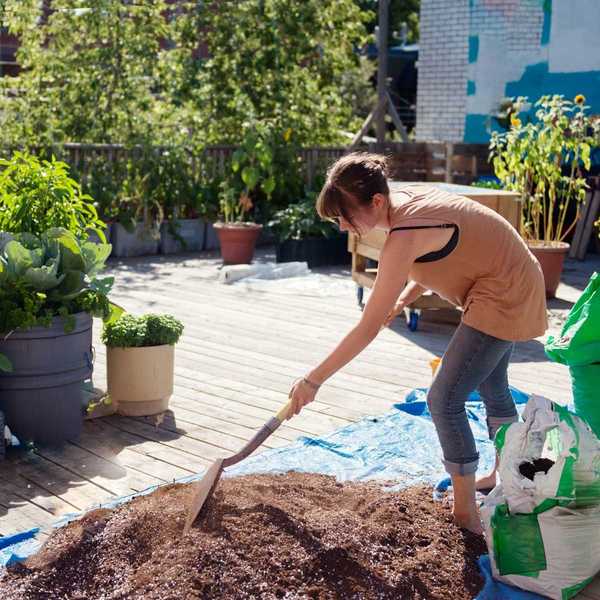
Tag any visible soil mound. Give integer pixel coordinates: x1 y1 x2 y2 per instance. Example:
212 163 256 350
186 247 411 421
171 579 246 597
0 472 486 599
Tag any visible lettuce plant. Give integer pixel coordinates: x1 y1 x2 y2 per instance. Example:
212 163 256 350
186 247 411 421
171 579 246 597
0 228 119 333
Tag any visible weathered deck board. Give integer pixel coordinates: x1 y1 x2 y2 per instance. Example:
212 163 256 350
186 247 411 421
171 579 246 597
1 250 599 598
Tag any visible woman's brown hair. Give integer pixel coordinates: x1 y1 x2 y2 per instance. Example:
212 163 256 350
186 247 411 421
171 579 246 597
316 152 389 226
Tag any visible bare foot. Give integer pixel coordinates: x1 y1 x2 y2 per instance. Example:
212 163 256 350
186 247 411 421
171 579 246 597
453 510 484 535
475 472 497 491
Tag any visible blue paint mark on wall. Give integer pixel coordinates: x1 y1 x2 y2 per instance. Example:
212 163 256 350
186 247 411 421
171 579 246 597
505 62 600 111
541 0 552 45
468 36 479 63
464 114 505 144
467 80 476 96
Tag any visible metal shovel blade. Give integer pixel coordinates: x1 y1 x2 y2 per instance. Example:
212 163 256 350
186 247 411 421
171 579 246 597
183 458 224 535
183 413 286 534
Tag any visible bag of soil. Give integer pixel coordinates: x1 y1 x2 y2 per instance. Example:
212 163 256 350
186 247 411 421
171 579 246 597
570 363 600 439
545 272 600 366
481 395 600 600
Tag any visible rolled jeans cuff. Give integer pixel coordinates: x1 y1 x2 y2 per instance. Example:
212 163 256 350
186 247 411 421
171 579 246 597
487 414 519 440
442 458 479 476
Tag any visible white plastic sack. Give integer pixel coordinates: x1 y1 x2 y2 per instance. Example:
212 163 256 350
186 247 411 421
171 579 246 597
482 486 600 600
481 395 600 599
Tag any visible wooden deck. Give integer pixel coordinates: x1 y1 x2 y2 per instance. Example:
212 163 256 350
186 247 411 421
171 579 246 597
1 248 599 598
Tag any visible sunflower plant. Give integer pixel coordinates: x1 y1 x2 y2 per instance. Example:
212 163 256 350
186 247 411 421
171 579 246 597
490 94 600 243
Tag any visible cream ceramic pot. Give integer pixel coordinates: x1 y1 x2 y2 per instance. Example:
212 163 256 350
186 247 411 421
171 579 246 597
107 344 174 416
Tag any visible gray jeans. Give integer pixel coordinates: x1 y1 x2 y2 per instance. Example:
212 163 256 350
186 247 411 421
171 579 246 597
427 323 518 476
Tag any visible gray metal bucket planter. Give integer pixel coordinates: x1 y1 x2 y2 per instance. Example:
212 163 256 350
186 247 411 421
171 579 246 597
111 222 160 257
204 222 221 251
0 312 93 445
160 219 206 254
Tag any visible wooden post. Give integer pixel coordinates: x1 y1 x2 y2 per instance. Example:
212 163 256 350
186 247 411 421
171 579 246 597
376 0 389 144
445 142 454 183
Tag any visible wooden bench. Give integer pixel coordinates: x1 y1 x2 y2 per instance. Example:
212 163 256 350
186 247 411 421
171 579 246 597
348 182 522 330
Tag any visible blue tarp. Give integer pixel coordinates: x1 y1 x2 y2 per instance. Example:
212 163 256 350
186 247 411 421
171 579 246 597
0 385 545 599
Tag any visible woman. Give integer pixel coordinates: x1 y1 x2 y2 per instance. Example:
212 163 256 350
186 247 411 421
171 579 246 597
287 152 547 534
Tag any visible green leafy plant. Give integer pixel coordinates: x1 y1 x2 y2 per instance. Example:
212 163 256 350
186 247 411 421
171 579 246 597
0 152 107 241
490 95 600 243
0 228 117 333
113 158 164 236
102 314 184 348
268 191 340 242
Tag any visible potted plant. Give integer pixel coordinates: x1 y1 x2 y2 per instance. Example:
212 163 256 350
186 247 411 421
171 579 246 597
111 157 163 257
157 148 206 254
102 313 183 416
268 191 350 268
213 126 283 264
490 94 599 297
0 228 116 445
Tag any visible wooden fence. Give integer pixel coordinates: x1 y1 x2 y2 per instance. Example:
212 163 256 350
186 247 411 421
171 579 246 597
43 142 493 187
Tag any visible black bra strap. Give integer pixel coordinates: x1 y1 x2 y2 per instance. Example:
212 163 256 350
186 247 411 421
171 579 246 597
389 224 455 232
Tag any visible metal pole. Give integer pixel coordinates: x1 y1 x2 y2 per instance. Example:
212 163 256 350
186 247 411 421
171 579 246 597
376 0 389 144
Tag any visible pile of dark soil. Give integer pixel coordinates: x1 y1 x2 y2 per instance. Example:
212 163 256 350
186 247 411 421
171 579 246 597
0 473 486 599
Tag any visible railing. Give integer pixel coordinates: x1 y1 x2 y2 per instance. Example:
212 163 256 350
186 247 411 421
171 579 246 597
5 142 494 186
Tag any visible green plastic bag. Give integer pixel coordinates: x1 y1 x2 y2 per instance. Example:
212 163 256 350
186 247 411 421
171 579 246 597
570 364 600 439
545 272 600 366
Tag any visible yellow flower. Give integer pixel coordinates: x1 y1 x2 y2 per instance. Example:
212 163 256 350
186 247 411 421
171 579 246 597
510 116 522 128
283 127 293 142
575 94 586 105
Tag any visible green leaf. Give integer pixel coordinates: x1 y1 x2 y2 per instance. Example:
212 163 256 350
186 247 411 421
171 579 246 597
241 166 259 190
0 353 13 373
50 269 86 300
262 175 276 196
90 276 114 296
4 241 34 277
23 257 64 291
104 302 125 326
81 242 112 277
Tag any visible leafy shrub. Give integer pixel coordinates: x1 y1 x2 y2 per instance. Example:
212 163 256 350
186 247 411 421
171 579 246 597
268 192 339 242
102 314 184 348
0 152 106 240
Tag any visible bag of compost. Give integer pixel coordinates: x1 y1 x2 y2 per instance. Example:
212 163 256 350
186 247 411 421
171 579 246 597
481 395 600 599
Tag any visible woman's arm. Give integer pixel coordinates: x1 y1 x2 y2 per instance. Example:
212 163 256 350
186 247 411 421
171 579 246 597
398 280 426 305
289 231 419 415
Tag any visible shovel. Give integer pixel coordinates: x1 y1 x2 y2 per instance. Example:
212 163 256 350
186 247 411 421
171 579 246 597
183 398 294 534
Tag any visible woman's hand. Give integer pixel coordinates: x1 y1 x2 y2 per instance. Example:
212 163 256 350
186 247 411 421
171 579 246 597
288 378 319 417
383 299 406 327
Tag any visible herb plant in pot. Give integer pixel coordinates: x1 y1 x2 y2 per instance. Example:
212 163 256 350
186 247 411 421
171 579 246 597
269 192 350 268
0 229 115 445
490 94 599 297
0 152 115 445
102 314 184 416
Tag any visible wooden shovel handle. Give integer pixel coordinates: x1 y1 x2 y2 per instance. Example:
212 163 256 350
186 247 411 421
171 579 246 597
276 399 295 422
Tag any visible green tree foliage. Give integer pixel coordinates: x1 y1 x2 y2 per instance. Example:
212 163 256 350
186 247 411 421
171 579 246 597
359 0 420 45
0 0 168 146
190 0 372 145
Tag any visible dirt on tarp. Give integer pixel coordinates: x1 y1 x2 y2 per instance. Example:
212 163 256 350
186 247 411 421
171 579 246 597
0 472 487 600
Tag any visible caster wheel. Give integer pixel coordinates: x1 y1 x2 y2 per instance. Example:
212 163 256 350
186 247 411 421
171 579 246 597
407 311 419 332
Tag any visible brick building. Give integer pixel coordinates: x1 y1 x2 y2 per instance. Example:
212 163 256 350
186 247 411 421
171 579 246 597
415 0 600 143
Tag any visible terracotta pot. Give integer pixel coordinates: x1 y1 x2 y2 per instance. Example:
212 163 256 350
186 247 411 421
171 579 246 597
213 222 263 264
107 345 174 416
527 241 570 299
